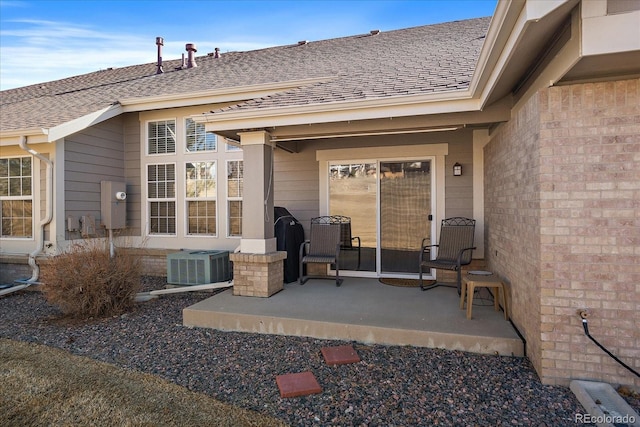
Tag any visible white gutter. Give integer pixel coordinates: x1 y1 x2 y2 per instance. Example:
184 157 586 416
18 135 54 284
193 91 480 132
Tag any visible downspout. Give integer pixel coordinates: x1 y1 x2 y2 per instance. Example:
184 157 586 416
18 135 54 283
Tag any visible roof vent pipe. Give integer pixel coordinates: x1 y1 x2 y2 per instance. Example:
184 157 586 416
370 29 380 35
214 47 221 58
186 43 197 68
155 37 164 74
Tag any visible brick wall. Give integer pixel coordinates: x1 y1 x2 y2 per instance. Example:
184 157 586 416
537 78 639 386
485 91 543 379
486 78 640 386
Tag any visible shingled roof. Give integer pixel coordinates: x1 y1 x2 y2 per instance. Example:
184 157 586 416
0 17 490 134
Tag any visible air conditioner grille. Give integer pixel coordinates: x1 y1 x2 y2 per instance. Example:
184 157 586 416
167 250 230 285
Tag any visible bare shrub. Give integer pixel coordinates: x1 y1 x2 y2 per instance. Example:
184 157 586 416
40 242 142 318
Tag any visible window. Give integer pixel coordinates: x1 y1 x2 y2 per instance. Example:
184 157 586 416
147 163 176 234
186 161 216 235
226 142 242 152
0 157 33 238
185 118 217 152
148 120 176 154
227 160 243 237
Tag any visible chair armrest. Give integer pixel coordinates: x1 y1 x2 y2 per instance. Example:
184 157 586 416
351 236 361 249
455 246 476 266
419 241 439 262
299 240 310 260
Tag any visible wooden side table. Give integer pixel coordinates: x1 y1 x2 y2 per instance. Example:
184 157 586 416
460 274 508 320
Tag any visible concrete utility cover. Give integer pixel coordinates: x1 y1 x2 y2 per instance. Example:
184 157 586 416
570 380 640 427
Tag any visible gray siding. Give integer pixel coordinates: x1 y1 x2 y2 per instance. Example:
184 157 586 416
274 129 475 234
64 116 125 238
123 113 141 236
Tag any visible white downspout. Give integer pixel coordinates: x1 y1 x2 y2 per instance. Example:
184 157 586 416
18 135 54 283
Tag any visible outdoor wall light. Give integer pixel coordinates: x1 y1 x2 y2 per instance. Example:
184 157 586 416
453 162 462 176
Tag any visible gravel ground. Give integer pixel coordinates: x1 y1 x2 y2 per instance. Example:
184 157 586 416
1 277 638 426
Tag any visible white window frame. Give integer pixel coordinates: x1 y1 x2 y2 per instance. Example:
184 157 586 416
147 118 177 156
0 155 34 239
146 162 177 236
226 159 243 238
185 160 217 236
185 117 217 153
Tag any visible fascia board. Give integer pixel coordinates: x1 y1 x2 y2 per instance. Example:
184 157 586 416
525 0 571 20
468 0 521 96
0 128 48 146
475 4 534 108
119 77 335 112
195 90 477 131
45 104 123 142
473 0 576 109
582 10 640 56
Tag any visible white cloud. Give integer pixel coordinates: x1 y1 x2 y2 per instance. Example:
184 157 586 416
0 18 278 90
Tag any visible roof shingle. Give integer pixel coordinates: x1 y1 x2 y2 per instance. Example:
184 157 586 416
0 17 490 133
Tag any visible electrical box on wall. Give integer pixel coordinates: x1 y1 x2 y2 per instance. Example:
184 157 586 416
81 215 96 237
67 216 80 232
101 181 127 229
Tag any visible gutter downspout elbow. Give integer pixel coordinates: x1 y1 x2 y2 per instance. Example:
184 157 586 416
18 135 54 283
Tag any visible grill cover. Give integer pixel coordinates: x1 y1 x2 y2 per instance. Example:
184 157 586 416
274 207 305 283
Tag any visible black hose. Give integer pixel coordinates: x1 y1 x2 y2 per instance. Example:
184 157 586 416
582 319 640 378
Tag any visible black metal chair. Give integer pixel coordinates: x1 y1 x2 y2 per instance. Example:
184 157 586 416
299 216 343 286
419 217 476 293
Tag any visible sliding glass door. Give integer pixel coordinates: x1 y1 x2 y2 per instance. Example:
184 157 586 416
380 161 431 275
328 159 433 277
329 163 377 272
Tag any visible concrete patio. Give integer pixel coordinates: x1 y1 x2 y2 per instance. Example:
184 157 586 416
183 277 524 357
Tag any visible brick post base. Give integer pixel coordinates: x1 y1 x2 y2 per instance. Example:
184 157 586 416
230 252 287 297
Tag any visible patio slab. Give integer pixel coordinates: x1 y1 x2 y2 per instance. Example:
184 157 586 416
183 278 524 356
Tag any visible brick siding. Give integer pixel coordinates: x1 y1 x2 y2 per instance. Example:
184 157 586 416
486 78 640 386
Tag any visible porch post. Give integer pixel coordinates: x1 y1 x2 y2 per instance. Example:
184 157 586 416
229 130 286 297
237 130 276 253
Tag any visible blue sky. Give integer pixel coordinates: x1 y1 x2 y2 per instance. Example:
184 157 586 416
0 0 497 90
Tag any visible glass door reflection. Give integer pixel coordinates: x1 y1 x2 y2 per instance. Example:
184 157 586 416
329 163 377 272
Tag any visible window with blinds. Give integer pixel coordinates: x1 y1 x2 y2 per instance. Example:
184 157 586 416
148 120 176 155
147 163 176 234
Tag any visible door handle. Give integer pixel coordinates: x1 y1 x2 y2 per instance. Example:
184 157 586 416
428 215 433 221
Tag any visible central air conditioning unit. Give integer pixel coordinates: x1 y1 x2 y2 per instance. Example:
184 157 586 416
167 250 231 285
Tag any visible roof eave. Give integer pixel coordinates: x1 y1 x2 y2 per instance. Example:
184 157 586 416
45 104 123 142
1 104 123 146
471 0 578 108
0 128 49 147
119 76 335 112
193 89 482 131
